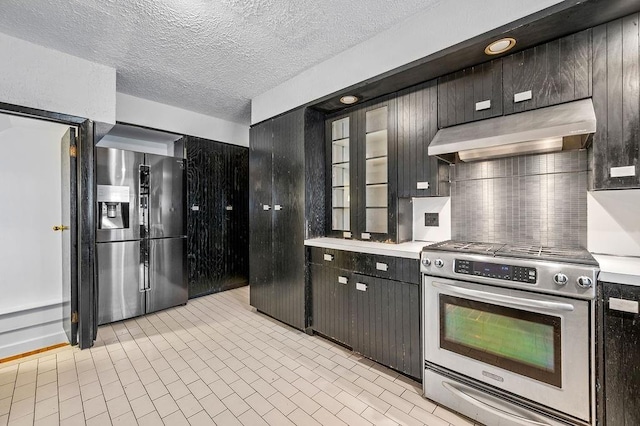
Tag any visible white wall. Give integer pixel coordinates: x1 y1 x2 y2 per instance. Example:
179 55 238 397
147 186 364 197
587 190 640 257
0 115 71 359
251 0 564 124
0 32 116 124
117 93 250 147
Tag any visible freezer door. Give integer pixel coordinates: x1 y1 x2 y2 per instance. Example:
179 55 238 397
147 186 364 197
97 241 145 325
96 148 144 242
147 237 187 314
147 154 185 238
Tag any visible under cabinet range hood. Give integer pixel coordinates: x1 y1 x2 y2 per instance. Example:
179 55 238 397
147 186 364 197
429 98 596 162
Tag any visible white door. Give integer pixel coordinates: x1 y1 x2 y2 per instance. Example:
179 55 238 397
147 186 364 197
0 113 74 358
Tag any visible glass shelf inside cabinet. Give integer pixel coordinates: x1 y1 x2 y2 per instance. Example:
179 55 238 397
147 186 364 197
365 106 388 234
332 117 350 232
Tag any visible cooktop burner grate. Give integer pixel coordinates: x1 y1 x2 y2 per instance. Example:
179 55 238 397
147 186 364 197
424 240 598 266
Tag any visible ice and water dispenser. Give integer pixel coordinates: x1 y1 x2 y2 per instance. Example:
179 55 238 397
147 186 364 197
97 185 130 230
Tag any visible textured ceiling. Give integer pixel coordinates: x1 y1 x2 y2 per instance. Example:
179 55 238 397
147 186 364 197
0 0 442 124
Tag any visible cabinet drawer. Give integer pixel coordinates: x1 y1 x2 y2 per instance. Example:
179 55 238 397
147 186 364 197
308 247 354 269
353 254 420 284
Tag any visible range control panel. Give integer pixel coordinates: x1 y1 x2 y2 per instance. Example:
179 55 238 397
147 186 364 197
455 259 537 284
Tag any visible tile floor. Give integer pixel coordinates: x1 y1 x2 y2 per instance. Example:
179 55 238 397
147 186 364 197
0 287 478 426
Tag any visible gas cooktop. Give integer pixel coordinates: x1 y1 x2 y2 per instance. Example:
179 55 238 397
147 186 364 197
425 240 599 266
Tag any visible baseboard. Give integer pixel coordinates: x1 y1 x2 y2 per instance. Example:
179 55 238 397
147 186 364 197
0 301 68 359
0 342 68 364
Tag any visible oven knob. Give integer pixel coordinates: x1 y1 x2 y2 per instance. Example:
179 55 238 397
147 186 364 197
434 259 444 268
422 258 431 267
577 276 593 288
553 273 568 286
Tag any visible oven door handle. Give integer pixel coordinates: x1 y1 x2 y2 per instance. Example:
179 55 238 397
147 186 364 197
441 381 551 426
433 282 575 312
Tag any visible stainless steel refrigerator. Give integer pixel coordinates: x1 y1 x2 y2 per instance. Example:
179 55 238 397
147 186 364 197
96 147 187 325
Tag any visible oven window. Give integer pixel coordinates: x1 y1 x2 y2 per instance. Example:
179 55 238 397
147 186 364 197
440 295 562 387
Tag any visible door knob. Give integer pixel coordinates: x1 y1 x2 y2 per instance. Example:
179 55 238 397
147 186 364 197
53 225 69 231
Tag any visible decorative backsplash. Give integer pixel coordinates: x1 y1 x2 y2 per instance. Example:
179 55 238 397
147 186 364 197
450 150 588 248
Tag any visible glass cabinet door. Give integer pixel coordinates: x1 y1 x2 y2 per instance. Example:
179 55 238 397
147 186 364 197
331 117 350 232
364 106 388 234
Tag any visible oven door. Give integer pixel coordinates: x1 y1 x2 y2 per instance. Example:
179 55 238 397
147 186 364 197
424 276 591 422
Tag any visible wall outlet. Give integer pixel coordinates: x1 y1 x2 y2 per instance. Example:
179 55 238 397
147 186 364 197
425 213 439 227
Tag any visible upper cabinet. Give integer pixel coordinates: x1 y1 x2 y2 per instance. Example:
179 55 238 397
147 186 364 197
437 59 503 128
503 29 592 115
397 80 449 198
592 14 640 190
438 31 593 128
326 96 411 242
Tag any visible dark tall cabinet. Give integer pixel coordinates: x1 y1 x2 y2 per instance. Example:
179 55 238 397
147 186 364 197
186 137 249 298
249 108 324 330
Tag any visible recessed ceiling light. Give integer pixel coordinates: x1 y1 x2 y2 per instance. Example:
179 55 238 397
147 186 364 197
485 37 516 55
340 95 359 105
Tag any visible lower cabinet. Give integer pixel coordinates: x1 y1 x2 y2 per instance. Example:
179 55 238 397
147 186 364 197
309 247 422 380
601 282 640 425
351 273 421 379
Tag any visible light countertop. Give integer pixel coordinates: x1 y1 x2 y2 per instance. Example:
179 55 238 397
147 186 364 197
593 254 640 286
304 237 432 259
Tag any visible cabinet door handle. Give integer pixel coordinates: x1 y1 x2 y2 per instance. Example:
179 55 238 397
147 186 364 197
323 254 334 262
274 204 282 211
514 90 532 103
475 100 491 111
338 276 348 285
356 283 368 292
376 262 388 272
361 232 371 240
262 205 271 211
225 205 233 211
343 231 352 238
609 298 639 314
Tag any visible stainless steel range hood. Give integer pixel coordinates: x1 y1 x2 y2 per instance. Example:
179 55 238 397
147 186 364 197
428 98 596 162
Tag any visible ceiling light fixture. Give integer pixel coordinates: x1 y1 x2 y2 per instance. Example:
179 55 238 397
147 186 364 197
340 95 359 105
484 37 516 55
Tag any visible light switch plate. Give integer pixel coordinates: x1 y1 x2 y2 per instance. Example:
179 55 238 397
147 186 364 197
425 213 439 227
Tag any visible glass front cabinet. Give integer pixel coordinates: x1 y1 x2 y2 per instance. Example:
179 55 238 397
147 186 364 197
326 96 410 242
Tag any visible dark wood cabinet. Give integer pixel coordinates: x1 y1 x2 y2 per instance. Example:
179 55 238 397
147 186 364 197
351 273 421 379
600 281 640 425
502 29 592 115
592 14 640 190
326 96 412 242
396 80 449 198
249 108 325 330
308 247 421 380
186 137 248 299
437 59 503 128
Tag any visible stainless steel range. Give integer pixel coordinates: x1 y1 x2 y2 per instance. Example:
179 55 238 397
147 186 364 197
421 240 599 426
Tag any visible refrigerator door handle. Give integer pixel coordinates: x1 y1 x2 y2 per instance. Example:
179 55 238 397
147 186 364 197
139 240 150 292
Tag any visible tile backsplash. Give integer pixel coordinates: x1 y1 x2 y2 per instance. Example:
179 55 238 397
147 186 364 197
450 150 588 248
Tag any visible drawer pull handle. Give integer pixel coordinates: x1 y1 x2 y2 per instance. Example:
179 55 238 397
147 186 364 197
361 233 371 240
609 298 639 314
376 262 388 272
343 231 352 238
514 90 532 103
475 100 491 111
338 276 348 285
323 254 334 262
356 283 368 292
